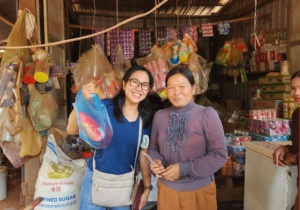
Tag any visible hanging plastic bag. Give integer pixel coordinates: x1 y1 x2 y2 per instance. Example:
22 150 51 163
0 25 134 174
188 53 212 94
1 10 30 65
34 134 87 210
136 46 169 92
73 89 113 149
70 44 119 90
0 141 29 168
0 56 21 107
19 116 43 157
28 86 59 132
113 44 132 80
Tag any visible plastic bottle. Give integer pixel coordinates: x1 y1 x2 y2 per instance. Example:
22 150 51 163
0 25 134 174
283 98 289 119
288 98 295 119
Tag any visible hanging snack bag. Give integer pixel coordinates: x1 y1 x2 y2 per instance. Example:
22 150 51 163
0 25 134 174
73 89 113 149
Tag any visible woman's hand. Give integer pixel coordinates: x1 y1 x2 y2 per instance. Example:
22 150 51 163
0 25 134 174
273 145 289 166
82 82 95 99
161 163 180 181
150 159 165 178
138 190 150 210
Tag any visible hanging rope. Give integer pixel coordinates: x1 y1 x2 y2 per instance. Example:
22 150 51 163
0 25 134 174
187 0 192 26
92 0 97 43
0 0 168 50
116 0 119 44
154 0 158 44
251 0 260 50
79 28 82 56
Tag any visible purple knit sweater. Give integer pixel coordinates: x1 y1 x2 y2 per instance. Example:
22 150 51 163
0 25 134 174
148 101 228 191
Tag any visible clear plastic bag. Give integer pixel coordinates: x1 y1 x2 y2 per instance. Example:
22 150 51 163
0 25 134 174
188 53 212 94
136 46 169 92
28 87 58 132
70 44 118 90
73 89 113 149
0 56 20 107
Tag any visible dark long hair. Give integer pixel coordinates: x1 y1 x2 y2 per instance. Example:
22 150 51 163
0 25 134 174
291 70 300 80
165 66 195 86
112 65 154 128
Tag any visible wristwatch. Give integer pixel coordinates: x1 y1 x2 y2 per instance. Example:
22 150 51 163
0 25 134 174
144 185 153 191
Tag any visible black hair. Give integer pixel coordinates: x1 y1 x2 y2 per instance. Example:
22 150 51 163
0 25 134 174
291 70 300 80
112 65 154 128
165 66 195 86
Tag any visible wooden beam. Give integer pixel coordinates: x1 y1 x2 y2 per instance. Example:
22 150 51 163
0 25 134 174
0 14 14 27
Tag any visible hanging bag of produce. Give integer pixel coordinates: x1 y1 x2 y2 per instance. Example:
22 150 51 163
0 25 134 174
73 89 113 149
27 86 59 132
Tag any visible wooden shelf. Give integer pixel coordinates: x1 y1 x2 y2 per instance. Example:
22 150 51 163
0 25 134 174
246 70 280 75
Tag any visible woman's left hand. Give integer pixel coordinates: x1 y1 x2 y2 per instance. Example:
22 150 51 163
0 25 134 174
139 190 150 210
161 163 180 181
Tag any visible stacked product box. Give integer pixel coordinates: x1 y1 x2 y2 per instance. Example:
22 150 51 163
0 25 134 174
246 108 291 141
248 30 287 73
259 75 291 101
250 75 291 118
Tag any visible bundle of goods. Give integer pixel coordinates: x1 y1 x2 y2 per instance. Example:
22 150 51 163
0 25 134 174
215 38 248 84
113 44 132 80
136 46 169 93
138 29 152 57
71 44 120 99
107 29 134 64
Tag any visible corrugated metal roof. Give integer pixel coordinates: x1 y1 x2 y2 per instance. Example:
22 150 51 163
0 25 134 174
67 0 232 18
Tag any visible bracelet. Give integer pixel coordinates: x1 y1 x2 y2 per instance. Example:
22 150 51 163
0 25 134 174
144 185 153 191
293 153 299 164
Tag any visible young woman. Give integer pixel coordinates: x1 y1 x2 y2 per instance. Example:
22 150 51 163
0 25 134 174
67 65 154 210
148 66 228 210
273 70 300 210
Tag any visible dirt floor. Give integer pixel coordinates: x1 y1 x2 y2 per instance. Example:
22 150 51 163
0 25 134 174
0 175 25 210
217 200 244 210
0 171 244 210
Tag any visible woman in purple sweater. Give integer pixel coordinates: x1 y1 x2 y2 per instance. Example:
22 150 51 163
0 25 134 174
148 66 228 210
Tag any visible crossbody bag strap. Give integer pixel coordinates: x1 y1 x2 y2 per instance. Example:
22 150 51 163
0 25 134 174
93 117 143 171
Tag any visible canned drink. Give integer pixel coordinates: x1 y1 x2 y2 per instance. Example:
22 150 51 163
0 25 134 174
270 109 277 118
249 110 254 119
289 98 295 119
256 109 262 120
283 98 289 119
234 137 240 147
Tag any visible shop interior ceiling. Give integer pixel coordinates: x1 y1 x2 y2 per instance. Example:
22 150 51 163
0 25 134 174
0 0 275 44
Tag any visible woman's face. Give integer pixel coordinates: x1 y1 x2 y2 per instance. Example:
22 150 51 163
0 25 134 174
166 73 195 108
122 70 150 105
291 77 300 105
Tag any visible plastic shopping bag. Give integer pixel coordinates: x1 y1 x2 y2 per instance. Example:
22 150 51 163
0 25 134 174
73 89 113 149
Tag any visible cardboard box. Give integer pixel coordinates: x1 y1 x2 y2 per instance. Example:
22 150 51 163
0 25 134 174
261 84 290 92
225 99 243 108
222 121 241 133
258 76 290 85
261 92 290 100
250 99 283 115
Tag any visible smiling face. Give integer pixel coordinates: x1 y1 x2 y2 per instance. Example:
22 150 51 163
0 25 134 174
291 77 300 105
122 70 151 106
166 73 195 108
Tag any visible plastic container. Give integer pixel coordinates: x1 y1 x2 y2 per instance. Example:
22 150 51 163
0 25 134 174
0 166 7 201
